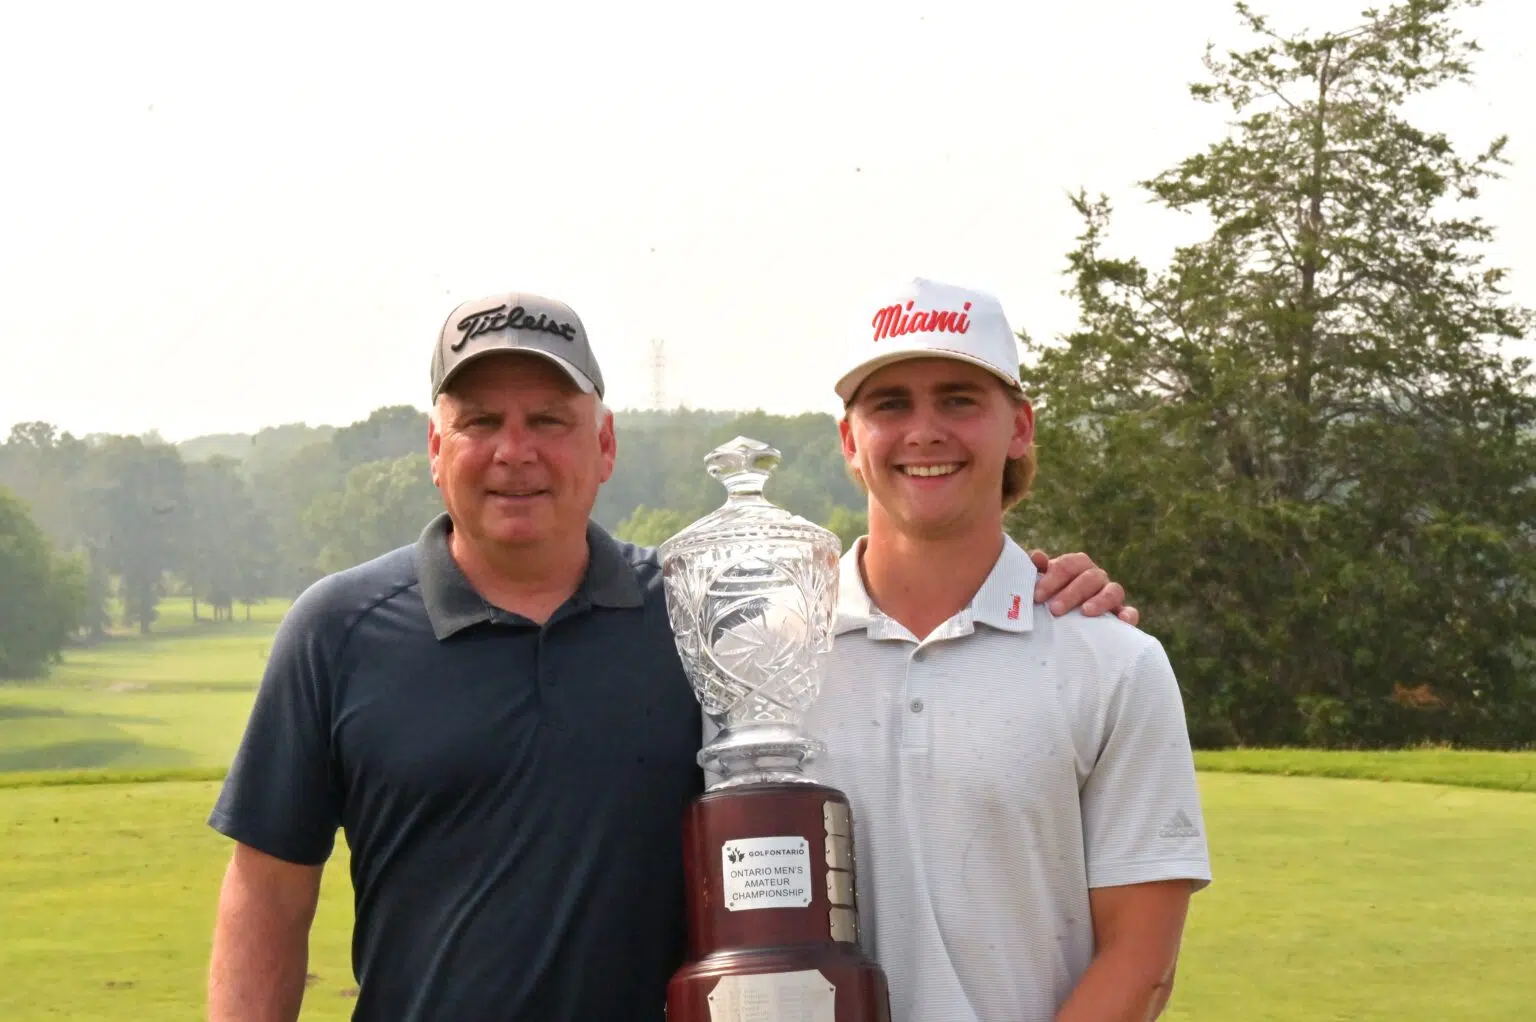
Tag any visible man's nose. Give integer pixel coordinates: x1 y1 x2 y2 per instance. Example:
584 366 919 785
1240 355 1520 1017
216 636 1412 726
491 422 539 464
904 403 947 445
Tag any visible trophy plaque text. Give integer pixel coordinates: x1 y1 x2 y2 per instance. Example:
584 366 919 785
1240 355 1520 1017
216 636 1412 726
659 437 891 1022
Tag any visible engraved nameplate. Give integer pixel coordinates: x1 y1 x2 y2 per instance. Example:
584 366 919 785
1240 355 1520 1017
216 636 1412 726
825 868 853 907
707 970 836 1022
823 800 851 837
824 834 852 871
722 836 813 911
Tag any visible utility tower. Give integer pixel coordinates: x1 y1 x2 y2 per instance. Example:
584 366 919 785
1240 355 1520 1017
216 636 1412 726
649 338 668 410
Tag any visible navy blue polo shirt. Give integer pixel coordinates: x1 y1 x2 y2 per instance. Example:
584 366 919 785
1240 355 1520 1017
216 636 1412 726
209 513 704 1022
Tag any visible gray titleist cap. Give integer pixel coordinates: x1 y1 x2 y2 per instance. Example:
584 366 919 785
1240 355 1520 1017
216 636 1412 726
430 291 606 401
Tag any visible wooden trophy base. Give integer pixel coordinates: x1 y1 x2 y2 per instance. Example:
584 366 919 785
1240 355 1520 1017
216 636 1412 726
666 782 891 1022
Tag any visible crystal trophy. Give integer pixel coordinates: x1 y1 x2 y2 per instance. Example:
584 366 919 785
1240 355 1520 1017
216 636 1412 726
659 437 892 1022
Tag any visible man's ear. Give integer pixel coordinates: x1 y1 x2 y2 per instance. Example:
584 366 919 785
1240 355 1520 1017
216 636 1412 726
597 406 617 484
1008 398 1035 460
427 406 445 487
839 415 857 463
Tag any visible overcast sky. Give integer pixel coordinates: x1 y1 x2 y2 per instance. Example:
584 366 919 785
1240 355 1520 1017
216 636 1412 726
2 0 1531 442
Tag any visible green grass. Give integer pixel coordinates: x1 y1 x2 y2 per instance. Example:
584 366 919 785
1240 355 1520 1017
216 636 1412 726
4 605 1536 1018
1165 774 1536 1021
1 773 1531 1021
1195 746 1536 793
0 598 288 774
0 780 358 1022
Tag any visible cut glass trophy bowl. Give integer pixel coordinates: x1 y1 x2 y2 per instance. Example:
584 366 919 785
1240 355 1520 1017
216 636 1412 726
658 436 842 789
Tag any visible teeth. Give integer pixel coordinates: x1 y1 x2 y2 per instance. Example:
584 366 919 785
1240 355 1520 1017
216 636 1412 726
903 464 960 477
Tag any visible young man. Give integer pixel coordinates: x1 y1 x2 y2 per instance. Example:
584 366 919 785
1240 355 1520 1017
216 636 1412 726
205 288 1138 1022
805 278 1212 1022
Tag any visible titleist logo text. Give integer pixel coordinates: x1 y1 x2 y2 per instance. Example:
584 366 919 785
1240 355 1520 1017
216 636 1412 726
452 305 577 351
872 301 972 342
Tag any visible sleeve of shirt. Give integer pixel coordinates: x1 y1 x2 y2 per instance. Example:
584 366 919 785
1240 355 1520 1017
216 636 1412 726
1080 635 1212 891
206 580 344 866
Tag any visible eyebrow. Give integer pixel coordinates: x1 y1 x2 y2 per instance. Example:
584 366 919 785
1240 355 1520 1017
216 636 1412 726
451 398 578 421
860 380 987 403
933 381 986 395
859 384 911 403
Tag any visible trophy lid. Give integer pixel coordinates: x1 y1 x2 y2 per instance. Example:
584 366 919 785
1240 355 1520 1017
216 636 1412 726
659 436 839 562
706 435 780 500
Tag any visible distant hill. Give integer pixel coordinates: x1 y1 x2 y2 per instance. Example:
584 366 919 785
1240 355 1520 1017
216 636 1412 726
175 433 255 463
173 408 740 467
176 422 338 476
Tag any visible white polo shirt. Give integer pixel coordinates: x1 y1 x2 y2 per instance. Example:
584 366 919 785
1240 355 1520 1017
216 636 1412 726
803 535 1212 1022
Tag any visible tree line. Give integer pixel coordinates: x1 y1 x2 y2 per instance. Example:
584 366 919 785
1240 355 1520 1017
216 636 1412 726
4 1 1533 750
0 406 869 676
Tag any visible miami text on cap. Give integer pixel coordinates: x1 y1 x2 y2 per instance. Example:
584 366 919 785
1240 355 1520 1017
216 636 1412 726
834 277 1024 404
431 291 606 401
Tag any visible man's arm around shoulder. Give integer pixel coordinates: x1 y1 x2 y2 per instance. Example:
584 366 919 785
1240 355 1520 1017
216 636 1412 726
208 842 324 1022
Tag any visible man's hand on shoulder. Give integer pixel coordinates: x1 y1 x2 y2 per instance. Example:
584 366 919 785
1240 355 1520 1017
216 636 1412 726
1030 549 1139 626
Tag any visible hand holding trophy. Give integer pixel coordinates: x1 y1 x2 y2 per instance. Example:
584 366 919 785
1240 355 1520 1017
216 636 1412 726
659 437 892 1022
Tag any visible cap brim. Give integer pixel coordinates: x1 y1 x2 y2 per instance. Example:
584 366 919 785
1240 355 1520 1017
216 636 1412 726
834 350 1023 404
434 347 597 401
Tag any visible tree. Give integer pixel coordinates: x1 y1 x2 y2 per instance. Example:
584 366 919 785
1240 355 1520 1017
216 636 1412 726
331 405 429 470
182 456 261 621
0 488 87 678
0 421 90 550
248 440 341 596
614 506 696 547
823 506 868 553
304 454 443 575
1013 0 1536 747
0 423 105 636
79 436 187 634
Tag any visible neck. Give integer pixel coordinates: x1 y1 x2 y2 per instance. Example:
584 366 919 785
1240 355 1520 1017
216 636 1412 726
449 524 589 625
860 509 1006 641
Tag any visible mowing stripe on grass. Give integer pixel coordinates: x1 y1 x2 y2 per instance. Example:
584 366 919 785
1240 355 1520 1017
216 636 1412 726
0 767 228 790
6 749 1536 794
1194 748 1536 794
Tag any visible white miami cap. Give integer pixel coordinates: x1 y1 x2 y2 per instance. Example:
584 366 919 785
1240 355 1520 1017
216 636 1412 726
833 277 1024 404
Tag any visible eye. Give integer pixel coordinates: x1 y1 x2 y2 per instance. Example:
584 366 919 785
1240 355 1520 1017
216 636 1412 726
873 397 908 412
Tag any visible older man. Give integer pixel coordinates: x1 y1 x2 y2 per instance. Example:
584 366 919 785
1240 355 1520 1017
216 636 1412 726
205 290 1133 1022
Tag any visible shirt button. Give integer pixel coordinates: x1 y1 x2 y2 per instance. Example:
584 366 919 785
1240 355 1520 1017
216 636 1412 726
910 698 924 713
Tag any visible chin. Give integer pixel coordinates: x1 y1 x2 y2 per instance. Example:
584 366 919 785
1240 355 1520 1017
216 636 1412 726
477 515 555 547
889 502 973 539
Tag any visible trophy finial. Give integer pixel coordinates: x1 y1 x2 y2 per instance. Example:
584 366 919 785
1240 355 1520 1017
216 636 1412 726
704 436 781 500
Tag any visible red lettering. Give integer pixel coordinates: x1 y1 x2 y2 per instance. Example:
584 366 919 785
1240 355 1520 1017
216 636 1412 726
872 304 902 340
869 301 974 342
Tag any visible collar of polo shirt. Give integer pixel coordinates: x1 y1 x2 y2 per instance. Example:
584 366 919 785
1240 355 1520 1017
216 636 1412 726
415 513 643 640
833 535 1038 642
